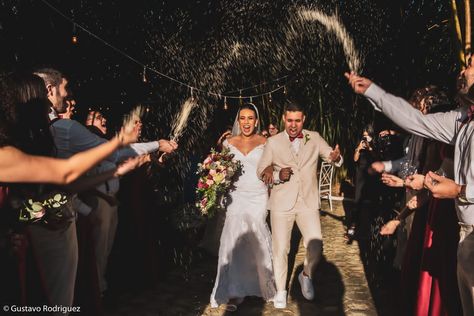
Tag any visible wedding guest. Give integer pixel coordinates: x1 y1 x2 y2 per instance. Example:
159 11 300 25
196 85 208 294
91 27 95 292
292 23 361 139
0 72 139 313
268 122 279 136
83 109 129 296
32 67 176 314
346 66 474 316
0 74 137 184
346 123 378 243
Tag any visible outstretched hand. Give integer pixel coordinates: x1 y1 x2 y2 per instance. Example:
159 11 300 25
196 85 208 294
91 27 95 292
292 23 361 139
381 173 404 187
159 139 178 154
424 171 460 199
329 144 341 162
344 72 373 94
405 174 425 190
115 155 150 177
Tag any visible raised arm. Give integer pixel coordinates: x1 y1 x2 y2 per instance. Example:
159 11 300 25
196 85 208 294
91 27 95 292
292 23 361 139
0 126 138 184
345 72 460 144
317 133 343 167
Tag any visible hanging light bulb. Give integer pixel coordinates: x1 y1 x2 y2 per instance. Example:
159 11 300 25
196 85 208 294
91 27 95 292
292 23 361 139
283 86 287 95
269 93 272 103
142 66 147 83
223 96 228 110
71 23 78 44
190 87 194 101
249 96 253 103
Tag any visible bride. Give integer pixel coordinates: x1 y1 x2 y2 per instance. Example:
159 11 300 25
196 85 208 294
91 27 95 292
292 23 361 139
210 103 276 310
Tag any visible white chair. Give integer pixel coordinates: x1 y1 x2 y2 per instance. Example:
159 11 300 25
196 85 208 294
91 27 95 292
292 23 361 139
319 161 334 212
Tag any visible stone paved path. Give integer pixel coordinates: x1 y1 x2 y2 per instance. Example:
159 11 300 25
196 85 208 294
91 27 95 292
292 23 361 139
106 200 378 316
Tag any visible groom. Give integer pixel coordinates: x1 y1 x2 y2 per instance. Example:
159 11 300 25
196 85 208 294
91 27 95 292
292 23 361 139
258 100 342 308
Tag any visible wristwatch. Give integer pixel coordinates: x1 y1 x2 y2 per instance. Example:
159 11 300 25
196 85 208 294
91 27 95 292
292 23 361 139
458 184 469 203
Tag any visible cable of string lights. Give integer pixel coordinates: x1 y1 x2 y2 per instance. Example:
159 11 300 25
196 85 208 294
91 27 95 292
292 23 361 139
40 0 290 101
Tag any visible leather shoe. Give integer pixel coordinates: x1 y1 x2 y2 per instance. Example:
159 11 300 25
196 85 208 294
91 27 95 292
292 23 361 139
298 271 314 300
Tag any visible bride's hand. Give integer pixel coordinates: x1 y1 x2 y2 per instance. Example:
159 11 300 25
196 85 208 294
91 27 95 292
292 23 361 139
260 165 274 185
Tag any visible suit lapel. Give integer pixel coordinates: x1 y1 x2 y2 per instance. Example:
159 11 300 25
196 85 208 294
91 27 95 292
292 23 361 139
297 130 311 167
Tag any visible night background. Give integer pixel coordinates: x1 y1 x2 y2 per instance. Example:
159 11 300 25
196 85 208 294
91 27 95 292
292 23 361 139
0 0 469 315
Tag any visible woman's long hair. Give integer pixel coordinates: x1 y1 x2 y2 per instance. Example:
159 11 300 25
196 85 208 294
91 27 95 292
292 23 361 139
0 73 55 156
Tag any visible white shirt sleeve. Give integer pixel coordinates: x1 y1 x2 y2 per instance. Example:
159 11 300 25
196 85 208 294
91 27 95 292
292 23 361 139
129 141 160 155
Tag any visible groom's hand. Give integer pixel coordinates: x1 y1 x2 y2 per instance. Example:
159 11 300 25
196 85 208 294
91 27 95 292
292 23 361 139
329 144 341 162
279 167 293 182
260 165 274 185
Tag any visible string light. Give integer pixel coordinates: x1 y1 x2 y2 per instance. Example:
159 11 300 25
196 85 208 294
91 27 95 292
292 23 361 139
223 97 228 110
71 23 78 44
190 87 194 101
142 65 147 83
41 0 290 100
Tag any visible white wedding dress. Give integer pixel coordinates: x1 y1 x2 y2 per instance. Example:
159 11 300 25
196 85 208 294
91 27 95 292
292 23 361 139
210 141 276 307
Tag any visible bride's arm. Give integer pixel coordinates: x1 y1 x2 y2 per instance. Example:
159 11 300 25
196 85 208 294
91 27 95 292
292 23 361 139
257 138 276 183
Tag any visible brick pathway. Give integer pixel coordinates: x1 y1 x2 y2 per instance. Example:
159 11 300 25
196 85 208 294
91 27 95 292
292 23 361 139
106 200 378 316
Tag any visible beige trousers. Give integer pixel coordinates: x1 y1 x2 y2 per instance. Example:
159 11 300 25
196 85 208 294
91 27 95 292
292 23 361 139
270 195 323 291
457 223 474 316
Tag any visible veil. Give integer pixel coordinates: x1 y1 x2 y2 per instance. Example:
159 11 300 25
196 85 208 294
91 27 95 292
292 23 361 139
231 103 261 136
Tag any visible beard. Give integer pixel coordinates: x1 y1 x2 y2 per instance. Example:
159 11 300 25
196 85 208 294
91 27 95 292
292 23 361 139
53 99 68 114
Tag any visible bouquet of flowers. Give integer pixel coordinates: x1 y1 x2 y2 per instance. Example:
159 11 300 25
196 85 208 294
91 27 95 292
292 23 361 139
196 147 243 217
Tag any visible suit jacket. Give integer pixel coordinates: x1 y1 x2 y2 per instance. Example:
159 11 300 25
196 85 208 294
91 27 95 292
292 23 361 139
257 130 342 212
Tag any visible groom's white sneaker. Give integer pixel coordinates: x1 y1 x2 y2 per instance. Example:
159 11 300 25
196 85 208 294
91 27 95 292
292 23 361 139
298 271 314 300
273 290 287 309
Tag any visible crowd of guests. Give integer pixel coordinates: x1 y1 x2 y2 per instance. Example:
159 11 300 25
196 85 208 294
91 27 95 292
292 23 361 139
0 68 178 315
346 58 474 315
1 61 473 315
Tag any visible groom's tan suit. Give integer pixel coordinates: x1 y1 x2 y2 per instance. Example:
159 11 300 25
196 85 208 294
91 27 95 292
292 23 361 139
257 130 342 291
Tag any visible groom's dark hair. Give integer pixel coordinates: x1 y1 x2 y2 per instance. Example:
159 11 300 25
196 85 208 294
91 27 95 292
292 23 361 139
284 99 305 114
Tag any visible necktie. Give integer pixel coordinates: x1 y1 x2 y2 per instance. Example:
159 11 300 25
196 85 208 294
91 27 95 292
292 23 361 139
289 133 304 142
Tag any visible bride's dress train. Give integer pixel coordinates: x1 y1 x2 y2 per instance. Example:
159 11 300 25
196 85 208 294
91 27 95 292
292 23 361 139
210 142 276 307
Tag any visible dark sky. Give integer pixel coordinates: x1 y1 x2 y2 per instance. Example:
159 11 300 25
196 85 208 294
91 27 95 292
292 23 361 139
0 0 462 139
